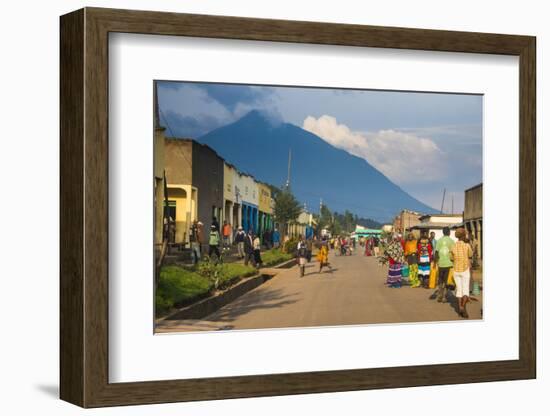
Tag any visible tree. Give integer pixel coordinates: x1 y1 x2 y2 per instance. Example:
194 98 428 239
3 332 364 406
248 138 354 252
344 210 355 233
318 204 333 231
273 188 302 237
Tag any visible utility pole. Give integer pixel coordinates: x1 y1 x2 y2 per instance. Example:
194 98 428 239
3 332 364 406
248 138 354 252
451 195 454 215
440 188 446 214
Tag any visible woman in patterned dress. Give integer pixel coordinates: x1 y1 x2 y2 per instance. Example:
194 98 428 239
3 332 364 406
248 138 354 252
417 230 433 288
385 234 406 288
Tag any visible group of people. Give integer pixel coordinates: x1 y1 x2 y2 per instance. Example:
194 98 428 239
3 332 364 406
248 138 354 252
331 236 355 256
328 235 381 257
233 225 265 268
383 226 474 318
189 217 227 263
297 235 331 277
363 236 381 257
190 217 278 269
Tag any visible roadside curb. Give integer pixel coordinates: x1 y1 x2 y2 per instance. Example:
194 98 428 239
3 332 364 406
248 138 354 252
158 258 297 322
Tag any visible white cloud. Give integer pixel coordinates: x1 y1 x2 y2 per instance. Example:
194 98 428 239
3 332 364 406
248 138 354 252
302 115 445 185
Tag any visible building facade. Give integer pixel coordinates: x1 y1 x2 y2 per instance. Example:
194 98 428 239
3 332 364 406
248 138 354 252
410 214 463 241
154 125 166 246
392 209 422 234
288 211 315 239
238 172 259 233
223 163 239 240
192 141 224 239
257 182 274 236
164 138 198 245
464 183 483 260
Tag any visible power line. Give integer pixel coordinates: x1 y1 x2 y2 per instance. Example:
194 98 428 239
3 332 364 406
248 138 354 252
159 108 176 138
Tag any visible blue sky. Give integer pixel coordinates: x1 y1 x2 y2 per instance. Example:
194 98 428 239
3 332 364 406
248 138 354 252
157 81 482 211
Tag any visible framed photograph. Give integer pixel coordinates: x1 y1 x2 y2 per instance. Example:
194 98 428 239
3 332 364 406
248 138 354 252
60 7 536 408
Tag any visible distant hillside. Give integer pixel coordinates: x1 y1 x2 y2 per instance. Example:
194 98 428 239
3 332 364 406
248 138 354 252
355 217 383 229
196 110 436 222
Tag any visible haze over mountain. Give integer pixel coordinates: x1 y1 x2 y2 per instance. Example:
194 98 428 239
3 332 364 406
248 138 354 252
196 110 437 222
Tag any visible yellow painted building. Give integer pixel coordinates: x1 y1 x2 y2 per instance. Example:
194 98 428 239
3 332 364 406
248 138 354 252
257 182 273 235
258 182 272 215
164 139 198 244
223 163 241 231
154 126 166 246
288 211 315 238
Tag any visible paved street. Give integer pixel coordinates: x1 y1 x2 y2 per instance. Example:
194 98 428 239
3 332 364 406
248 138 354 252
156 250 482 333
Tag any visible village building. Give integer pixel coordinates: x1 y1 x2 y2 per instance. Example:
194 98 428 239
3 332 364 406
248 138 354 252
191 141 224 238
410 213 463 241
163 139 198 245
154 119 166 247
163 138 224 247
392 209 422 234
352 225 382 240
235 171 259 233
257 182 274 237
223 162 241 240
464 183 483 260
288 210 316 239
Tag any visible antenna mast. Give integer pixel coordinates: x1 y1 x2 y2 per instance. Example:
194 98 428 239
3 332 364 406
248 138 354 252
285 148 292 189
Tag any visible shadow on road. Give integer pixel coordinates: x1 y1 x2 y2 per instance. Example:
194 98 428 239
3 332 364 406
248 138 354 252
203 287 300 324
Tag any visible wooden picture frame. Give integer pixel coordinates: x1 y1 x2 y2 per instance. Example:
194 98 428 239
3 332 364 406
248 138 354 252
60 7 536 408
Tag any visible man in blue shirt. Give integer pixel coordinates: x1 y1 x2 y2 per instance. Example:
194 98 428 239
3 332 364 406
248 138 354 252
272 228 281 249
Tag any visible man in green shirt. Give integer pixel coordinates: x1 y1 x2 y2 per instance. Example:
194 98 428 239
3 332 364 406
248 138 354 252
434 227 455 303
208 225 221 260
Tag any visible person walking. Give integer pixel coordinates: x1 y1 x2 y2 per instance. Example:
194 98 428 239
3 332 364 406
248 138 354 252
306 237 313 262
263 229 272 249
297 236 308 277
430 231 437 251
211 216 220 233
253 234 263 269
385 233 405 288
341 237 348 256
451 227 473 318
417 230 433 288
334 236 340 256
234 226 245 259
189 220 202 265
434 226 455 303
243 229 256 267
373 236 381 257
208 225 221 260
317 236 332 273
222 220 232 252
364 237 372 256
272 228 281 249
404 232 420 287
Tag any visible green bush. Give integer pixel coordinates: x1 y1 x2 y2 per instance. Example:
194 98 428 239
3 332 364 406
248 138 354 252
156 266 211 316
283 237 299 255
261 248 294 267
156 262 257 317
221 263 257 281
